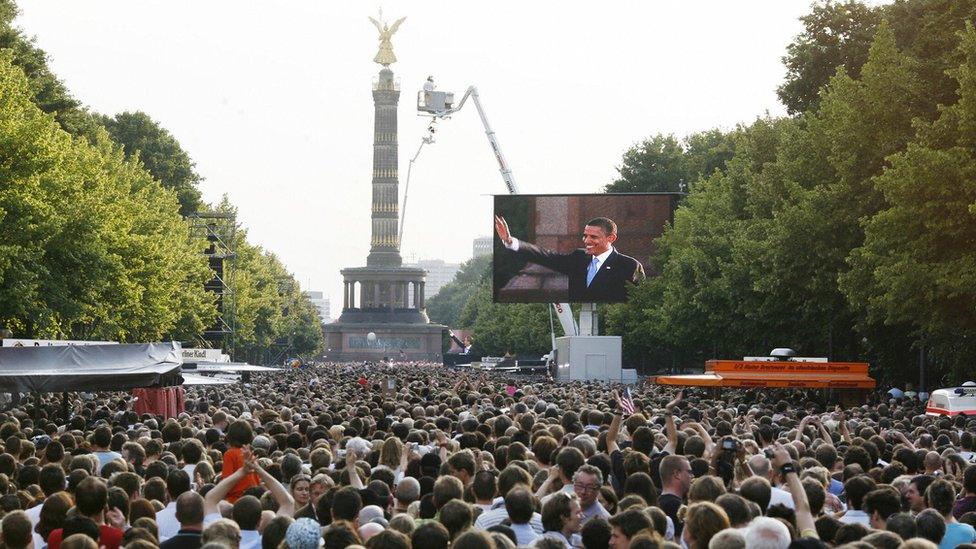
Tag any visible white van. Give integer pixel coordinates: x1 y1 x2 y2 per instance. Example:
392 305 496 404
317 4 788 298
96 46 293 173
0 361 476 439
926 386 976 416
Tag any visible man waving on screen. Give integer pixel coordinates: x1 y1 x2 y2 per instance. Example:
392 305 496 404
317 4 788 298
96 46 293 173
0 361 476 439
494 215 645 303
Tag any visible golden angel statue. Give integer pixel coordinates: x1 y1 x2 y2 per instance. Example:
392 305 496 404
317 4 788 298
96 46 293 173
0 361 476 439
369 13 406 67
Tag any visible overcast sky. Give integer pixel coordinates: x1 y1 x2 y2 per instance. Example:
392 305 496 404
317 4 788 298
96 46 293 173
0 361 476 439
17 1 819 308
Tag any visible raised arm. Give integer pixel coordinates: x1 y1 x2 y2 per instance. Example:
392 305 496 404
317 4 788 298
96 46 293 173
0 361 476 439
435 430 452 462
250 456 295 517
891 430 917 451
815 418 831 442
732 444 754 488
771 444 816 538
204 467 247 516
535 465 561 499
689 422 715 456
345 450 365 490
837 409 852 444
663 392 683 455
494 215 513 246
607 391 623 454
795 417 810 443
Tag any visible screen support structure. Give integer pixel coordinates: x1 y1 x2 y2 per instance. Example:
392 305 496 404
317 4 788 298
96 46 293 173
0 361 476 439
579 303 599 336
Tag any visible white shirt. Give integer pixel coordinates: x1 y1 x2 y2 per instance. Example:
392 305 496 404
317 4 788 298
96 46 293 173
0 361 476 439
156 501 180 541
543 531 582 548
240 529 262 549
474 507 544 533
540 484 575 506
588 247 614 275
203 511 221 527
182 463 197 480
510 523 540 546
93 451 122 473
25 503 42 527
581 500 611 522
840 509 871 526
768 486 795 510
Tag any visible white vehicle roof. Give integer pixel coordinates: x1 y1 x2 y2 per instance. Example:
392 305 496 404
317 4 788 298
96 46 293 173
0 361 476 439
926 387 976 416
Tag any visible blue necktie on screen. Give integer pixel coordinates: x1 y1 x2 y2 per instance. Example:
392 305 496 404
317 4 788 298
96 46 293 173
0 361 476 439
586 257 599 287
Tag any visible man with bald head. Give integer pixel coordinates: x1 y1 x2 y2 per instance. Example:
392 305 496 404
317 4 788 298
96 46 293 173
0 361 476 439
393 477 420 516
160 492 205 549
747 454 795 509
923 451 944 476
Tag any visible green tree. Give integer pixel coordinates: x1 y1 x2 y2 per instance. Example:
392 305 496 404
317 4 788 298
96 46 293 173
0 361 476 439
841 23 976 379
744 23 926 374
101 112 204 216
778 0 882 114
604 130 736 194
212 197 322 363
884 0 976 118
0 52 215 341
0 0 103 141
266 254 323 358
426 254 491 328
616 117 794 367
456 279 551 357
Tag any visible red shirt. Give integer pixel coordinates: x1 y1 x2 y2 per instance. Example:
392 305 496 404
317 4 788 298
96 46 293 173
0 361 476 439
222 446 260 503
47 524 123 549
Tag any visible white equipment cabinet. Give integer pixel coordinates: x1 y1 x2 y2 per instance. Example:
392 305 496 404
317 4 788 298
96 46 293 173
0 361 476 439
554 336 622 382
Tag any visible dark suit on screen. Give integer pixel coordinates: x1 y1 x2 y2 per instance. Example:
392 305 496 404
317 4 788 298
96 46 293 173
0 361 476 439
511 241 645 302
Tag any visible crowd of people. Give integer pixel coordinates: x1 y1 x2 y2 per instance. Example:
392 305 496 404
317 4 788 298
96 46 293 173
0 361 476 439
0 363 973 549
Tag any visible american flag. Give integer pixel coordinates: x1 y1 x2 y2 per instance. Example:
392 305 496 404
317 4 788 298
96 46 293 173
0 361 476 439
620 386 636 416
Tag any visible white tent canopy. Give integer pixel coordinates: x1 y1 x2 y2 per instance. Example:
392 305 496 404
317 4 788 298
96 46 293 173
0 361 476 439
0 343 183 393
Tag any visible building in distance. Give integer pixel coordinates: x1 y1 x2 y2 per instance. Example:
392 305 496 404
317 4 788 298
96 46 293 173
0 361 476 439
404 259 460 299
304 291 332 324
473 236 492 258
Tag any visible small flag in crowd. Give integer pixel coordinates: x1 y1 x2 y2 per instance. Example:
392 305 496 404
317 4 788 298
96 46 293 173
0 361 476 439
620 386 636 416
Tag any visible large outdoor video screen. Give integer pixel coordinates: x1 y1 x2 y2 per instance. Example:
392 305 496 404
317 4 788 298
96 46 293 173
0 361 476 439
492 193 680 304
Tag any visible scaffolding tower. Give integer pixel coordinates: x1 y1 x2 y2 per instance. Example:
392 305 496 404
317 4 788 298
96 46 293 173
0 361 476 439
189 212 237 351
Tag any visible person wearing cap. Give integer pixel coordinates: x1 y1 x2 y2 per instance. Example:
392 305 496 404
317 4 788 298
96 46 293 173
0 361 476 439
358 505 388 530
285 518 322 549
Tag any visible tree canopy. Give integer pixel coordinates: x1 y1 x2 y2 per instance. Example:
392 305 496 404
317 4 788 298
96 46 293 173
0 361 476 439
101 112 205 216
602 10 976 383
0 1 322 360
0 52 215 341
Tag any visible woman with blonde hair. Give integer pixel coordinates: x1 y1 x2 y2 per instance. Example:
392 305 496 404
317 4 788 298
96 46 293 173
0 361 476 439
681 502 730 549
376 438 402 470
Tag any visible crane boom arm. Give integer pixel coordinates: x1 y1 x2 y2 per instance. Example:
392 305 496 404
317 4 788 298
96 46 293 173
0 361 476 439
428 86 578 337
442 86 518 194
